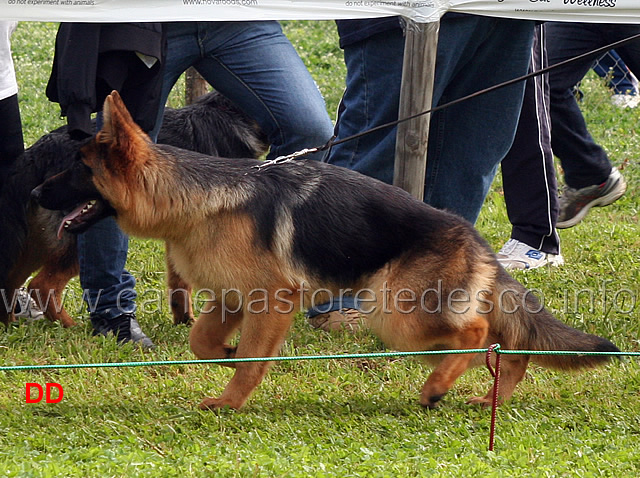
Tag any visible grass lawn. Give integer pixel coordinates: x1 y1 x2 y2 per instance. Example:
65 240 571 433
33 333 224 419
1 21 639 477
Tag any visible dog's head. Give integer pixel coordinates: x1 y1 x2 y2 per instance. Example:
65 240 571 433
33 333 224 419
32 91 150 237
30 158 115 237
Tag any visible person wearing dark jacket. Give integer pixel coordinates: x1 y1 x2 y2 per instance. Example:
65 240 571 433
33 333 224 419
47 22 164 138
45 22 165 348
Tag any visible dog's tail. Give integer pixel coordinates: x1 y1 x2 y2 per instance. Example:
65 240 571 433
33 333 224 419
490 267 620 370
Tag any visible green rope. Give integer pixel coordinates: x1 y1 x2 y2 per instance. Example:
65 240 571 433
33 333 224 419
1 346 638 372
497 349 640 357
0 348 488 372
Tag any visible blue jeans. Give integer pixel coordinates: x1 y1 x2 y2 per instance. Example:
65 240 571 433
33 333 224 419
327 27 404 186
328 14 535 224
150 21 333 159
77 217 136 320
546 22 640 188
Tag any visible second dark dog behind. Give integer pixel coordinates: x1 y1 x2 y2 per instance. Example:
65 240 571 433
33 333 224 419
0 91 268 327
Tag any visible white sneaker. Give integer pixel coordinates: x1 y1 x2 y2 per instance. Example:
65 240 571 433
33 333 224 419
497 239 564 270
14 288 44 321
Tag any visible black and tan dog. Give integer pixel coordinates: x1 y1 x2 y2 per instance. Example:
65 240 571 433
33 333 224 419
0 91 267 327
33 91 619 410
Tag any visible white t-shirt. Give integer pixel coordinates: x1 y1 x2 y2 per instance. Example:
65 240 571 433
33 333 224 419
0 21 18 101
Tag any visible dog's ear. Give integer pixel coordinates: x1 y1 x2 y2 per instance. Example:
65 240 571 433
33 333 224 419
97 90 149 162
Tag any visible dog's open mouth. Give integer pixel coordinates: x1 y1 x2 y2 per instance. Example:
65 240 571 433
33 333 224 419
57 199 112 238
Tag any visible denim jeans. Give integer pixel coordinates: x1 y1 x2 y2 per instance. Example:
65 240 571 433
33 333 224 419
546 22 640 188
327 27 404 186
77 217 136 320
77 112 136 320
150 21 333 159
328 14 535 224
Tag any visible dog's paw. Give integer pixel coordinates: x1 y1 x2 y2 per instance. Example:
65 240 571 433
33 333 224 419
465 396 493 408
420 393 445 409
198 397 238 411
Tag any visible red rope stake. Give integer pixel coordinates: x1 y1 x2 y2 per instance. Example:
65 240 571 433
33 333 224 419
485 344 502 452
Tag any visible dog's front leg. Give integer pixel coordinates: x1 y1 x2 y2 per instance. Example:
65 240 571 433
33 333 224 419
198 305 295 411
189 306 243 366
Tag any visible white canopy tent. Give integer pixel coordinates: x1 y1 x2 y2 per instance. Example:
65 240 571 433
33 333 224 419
1 0 639 23
3 0 638 197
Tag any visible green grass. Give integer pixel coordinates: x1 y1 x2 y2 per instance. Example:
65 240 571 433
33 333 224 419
1 21 639 477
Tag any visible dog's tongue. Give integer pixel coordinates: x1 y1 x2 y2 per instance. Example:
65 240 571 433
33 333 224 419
57 202 91 239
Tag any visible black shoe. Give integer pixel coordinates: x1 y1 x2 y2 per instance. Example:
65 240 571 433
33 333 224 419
91 313 155 349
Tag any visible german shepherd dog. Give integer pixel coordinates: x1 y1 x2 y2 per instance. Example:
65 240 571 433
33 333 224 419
33 91 619 410
0 92 267 327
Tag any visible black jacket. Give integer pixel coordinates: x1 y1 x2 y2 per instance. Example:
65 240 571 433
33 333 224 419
46 23 165 138
336 18 402 49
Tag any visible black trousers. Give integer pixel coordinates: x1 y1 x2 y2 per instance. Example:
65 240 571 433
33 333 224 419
546 21 640 189
501 25 560 255
0 93 23 162
0 93 24 194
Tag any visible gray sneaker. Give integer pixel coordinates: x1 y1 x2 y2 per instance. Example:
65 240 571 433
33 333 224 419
557 168 627 229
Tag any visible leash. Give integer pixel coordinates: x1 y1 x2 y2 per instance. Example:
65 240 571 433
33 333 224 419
253 31 640 170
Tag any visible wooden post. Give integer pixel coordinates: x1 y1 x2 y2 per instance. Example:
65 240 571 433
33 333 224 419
393 20 440 201
185 67 209 105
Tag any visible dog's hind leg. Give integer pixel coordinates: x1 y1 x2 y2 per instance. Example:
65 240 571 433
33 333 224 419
419 316 489 409
197 290 296 410
166 243 194 325
28 259 79 327
466 354 530 407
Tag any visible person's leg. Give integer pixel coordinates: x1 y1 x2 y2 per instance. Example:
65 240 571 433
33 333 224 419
148 22 203 143
76 216 156 347
546 22 629 228
77 217 136 320
0 93 23 191
605 24 640 86
326 27 405 183
424 15 535 224
546 22 612 189
0 92 38 319
500 24 561 267
0 93 22 159
184 21 333 159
